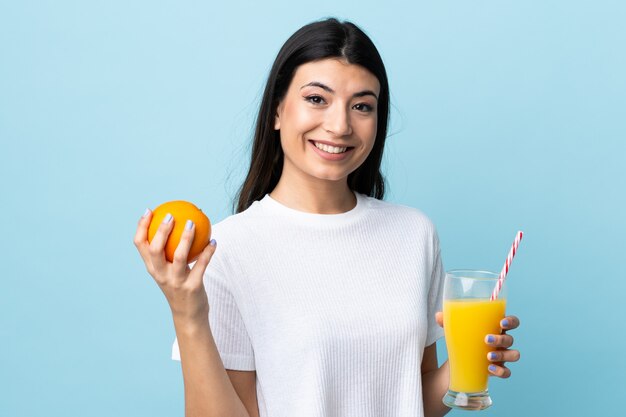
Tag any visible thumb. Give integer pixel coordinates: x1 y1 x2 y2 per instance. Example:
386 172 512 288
435 311 444 328
188 239 217 282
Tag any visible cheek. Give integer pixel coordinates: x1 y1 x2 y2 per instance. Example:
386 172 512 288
282 101 318 132
279 106 314 153
358 118 378 149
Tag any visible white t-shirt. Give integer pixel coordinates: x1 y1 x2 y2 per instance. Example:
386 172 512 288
172 192 445 417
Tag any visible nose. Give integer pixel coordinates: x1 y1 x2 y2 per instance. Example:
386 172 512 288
323 106 353 136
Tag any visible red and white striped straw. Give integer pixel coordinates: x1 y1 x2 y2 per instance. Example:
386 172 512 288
490 231 524 301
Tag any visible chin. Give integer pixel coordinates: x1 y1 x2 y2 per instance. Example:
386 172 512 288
310 169 354 183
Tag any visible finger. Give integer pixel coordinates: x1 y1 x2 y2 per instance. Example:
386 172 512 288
171 219 196 276
488 349 521 363
148 212 175 271
488 364 512 378
188 239 217 286
500 316 520 331
134 209 156 271
435 311 443 328
134 208 152 255
485 333 514 348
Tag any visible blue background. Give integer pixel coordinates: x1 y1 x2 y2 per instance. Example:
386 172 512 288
1 1 624 416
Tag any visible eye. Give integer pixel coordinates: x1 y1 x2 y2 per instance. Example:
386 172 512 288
304 95 326 105
353 103 374 113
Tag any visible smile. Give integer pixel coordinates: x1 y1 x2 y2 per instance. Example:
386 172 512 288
312 141 350 154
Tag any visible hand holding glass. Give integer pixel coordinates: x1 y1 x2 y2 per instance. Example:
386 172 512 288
442 270 506 410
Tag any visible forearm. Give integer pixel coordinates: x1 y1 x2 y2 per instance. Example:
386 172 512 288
174 316 250 417
422 360 451 417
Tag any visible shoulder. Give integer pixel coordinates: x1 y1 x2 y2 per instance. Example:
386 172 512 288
200 201 267 275
360 194 437 235
210 200 266 242
359 194 442 263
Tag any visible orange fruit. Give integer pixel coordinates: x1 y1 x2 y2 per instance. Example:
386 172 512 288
147 200 212 263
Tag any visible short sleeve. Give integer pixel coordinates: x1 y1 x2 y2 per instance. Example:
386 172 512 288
171 259 255 371
425 232 445 347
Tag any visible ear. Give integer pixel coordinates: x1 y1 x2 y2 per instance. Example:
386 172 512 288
274 104 282 130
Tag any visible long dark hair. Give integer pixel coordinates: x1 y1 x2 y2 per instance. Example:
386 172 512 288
235 17 390 213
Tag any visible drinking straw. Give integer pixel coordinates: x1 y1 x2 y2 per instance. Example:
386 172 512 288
490 231 524 301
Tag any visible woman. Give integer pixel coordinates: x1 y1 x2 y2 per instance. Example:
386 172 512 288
134 18 520 417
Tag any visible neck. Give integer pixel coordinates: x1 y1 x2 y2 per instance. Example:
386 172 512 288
270 177 356 214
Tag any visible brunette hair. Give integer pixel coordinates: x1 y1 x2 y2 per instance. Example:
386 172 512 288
235 17 390 213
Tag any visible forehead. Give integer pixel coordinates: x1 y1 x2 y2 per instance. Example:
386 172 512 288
290 58 380 95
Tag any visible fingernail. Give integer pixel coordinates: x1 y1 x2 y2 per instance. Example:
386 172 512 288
489 352 498 361
501 319 509 328
162 213 173 224
142 208 150 218
488 365 497 372
210 239 217 246
486 335 496 344
185 219 194 231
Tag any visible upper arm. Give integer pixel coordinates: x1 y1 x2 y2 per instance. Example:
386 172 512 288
227 370 259 417
421 342 439 375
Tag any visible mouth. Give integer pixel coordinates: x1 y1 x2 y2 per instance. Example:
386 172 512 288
310 140 354 154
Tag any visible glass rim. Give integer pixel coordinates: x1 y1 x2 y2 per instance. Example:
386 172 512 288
446 269 499 281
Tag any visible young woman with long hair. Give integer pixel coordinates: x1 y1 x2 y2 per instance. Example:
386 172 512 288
134 17 520 417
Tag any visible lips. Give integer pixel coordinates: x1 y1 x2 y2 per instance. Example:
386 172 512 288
310 140 353 154
313 142 347 154
308 140 355 161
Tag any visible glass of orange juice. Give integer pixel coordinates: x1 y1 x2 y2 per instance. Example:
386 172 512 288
442 270 507 410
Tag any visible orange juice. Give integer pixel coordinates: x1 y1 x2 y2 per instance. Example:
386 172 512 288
444 298 506 393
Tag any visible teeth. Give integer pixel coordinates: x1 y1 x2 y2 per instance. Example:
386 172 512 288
314 142 348 154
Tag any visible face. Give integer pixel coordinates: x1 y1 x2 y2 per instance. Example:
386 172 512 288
274 58 380 186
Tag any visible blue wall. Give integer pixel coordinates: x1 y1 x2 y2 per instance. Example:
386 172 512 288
2 1 624 416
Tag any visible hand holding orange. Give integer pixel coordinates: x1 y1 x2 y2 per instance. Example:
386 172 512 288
147 200 212 263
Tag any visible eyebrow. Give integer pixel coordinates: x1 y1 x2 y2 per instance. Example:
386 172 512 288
300 81 378 100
